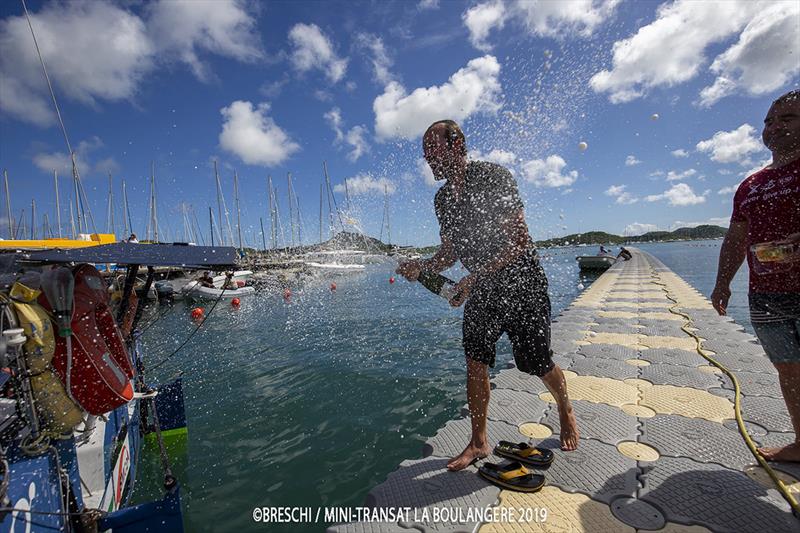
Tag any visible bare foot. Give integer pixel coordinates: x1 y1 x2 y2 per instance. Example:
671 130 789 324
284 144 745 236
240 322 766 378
447 441 491 471
759 442 800 462
559 406 579 451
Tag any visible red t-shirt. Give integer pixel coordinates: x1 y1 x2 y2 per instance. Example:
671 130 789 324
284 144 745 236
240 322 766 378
731 158 800 293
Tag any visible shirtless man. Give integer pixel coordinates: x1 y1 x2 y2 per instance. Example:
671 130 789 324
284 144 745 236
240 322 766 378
398 120 579 471
712 89 800 462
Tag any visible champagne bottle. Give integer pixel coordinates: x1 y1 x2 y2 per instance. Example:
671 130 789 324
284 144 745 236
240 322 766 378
417 271 459 301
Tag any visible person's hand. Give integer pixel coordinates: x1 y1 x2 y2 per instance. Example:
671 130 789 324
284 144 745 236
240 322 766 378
710 285 731 316
775 232 800 263
449 274 476 308
396 259 423 281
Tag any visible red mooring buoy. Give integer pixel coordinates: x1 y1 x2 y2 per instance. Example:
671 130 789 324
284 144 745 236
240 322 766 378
389 276 395 284
231 297 241 307
330 282 337 291
190 307 204 319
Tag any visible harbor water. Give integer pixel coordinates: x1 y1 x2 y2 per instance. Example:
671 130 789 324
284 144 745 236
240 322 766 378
135 239 748 532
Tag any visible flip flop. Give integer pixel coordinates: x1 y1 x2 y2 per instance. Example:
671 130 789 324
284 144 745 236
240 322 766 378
494 441 554 468
478 461 545 493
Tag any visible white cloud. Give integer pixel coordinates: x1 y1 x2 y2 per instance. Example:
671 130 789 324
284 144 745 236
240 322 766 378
671 218 730 228
514 0 621 38
219 101 300 166
666 168 697 181
696 124 765 165
0 0 264 127
521 155 578 188
0 2 153 126
417 157 438 187
418 0 440 10
146 0 263 81
624 222 659 235
334 173 396 196
646 183 708 206
463 1 507 52
625 155 641 166
324 107 369 162
373 55 502 140
470 149 517 166
288 23 347 83
31 136 121 178
590 0 760 103
355 33 395 85
717 186 738 195
699 1 800 107
605 184 638 204
671 149 689 158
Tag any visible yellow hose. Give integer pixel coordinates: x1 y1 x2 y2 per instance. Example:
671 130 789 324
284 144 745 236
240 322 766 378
650 271 799 515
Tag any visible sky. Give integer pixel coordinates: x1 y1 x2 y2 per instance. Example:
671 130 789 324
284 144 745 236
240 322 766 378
0 0 798 247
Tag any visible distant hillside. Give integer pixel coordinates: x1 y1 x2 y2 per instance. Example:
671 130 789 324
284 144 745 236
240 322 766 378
534 225 728 248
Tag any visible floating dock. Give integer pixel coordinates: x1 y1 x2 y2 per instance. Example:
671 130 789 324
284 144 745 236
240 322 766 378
330 248 799 533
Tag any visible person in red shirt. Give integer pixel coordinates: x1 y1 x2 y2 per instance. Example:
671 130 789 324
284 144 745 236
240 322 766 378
712 89 800 462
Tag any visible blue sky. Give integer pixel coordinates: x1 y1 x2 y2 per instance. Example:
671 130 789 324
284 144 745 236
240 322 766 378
1 0 797 247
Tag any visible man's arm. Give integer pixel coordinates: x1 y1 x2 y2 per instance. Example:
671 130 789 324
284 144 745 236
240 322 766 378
711 220 748 315
396 235 457 282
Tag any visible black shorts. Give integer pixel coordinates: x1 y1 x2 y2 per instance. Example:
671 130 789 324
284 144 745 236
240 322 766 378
463 250 554 376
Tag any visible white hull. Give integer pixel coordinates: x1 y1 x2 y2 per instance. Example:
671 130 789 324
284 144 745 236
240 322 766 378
577 255 616 270
304 261 365 271
182 282 256 300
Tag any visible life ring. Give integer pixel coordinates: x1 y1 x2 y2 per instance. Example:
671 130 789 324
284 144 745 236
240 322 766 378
40 264 135 415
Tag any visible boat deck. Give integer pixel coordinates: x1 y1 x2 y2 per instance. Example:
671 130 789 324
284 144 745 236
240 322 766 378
329 249 799 533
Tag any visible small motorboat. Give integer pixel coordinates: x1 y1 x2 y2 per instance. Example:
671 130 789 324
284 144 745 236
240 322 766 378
576 255 617 271
304 261 365 271
181 280 256 300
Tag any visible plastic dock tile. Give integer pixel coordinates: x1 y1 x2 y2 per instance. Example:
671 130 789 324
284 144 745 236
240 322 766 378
702 352 777 374
422 419 524 459
569 357 640 380
756 431 796 450
534 438 639 503
741 396 796 433
639 364 722 390
479 487 636 533
364 457 501 533
719 370 783 398
541 400 638 445
639 384 734 422
639 347 709 367
576 343 641 361
490 370 549 394
641 415 756 470
487 388 551 426
540 375 640 408
639 456 796 533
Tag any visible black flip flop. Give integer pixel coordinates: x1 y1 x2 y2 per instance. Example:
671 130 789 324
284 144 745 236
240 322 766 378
478 461 545 493
494 441 554 468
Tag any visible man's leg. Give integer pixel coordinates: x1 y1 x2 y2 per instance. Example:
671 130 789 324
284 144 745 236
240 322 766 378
447 356 492 471
541 364 579 451
759 361 800 461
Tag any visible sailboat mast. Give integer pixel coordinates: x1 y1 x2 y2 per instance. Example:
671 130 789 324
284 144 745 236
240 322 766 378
4 169 13 239
234 171 243 250
30 199 36 239
73 171 82 234
322 161 343 232
122 180 131 237
386 184 391 246
151 162 158 243
260 217 266 251
106 173 115 236
209 207 215 246
53 170 62 238
267 175 276 249
319 183 323 243
287 173 294 248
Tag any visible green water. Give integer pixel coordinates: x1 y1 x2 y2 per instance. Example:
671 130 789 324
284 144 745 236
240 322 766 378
134 240 748 532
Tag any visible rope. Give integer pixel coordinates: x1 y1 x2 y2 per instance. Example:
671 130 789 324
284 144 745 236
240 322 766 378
649 268 799 515
148 280 230 372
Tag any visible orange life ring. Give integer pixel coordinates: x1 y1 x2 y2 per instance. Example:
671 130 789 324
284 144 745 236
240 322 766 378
40 264 135 415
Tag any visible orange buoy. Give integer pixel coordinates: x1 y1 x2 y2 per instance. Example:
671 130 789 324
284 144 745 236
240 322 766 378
330 282 337 291
231 297 241 307
283 288 292 299
389 276 395 284
190 307 204 319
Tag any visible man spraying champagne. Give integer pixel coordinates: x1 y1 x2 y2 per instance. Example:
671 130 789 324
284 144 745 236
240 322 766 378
397 120 579 471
